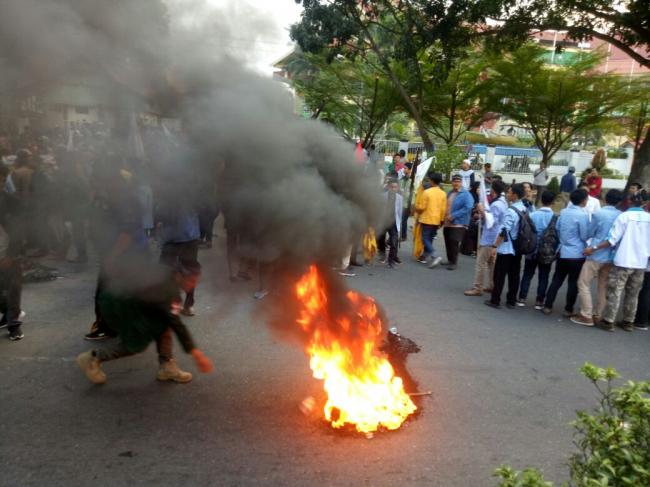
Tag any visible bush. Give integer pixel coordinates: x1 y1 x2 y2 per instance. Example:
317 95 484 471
495 364 650 487
607 149 628 160
547 176 560 195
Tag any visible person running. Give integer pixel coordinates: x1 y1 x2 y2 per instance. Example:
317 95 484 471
414 173 446 268
586 191 650 332
0 164 24 340
485 183 528 309
76 263 214 384
443 174 474 270
516 190 556 308
464 179 507 296
542 189 590 316
570 190 624 327
533 162 549 206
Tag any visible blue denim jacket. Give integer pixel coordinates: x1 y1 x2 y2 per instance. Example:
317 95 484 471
557 205 590 258
587 205 621 263
497 200 526 255
446 188 475 226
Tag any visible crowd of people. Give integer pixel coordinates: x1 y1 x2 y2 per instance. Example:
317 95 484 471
2 135 649 386
0 128 220 382
364 149 650 333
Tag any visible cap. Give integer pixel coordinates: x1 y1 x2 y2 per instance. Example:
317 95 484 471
451 174 462 181
568 166 575 173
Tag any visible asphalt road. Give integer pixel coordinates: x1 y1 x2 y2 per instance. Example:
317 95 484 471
2 234 649 487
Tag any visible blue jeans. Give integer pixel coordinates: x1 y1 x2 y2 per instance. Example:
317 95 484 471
421 224 439 257
519 257 552 302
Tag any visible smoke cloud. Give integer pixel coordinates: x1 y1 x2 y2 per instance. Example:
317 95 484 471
0 0 382 282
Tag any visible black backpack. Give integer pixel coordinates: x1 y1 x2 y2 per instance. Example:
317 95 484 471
509 207 537 255
537 214 560 265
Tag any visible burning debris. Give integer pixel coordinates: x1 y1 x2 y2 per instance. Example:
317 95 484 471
293 265 417 434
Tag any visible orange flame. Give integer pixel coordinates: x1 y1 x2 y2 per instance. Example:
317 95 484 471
295 265 416 433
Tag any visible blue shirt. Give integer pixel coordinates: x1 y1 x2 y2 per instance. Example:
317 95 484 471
560 173 576 193
557 205 590 259
479 196 507 246
497 200 527 255
161 207 200 244
446 188 475 226
527 207 555 258
588 205 622 263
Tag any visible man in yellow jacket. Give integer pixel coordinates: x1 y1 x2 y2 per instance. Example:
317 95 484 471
415 172 447 268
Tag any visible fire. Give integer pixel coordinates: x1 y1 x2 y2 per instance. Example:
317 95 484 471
295 265 416 433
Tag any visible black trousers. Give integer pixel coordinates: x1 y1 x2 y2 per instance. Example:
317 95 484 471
199 207 219 243
384 224 399 264
490 253 521 306
160 240 200 309
544 258 585 312
635 271 650 326
0 259 23 328
443 227 467 265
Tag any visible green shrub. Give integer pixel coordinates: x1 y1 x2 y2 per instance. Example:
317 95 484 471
547 176 560 195
606 149 628 160
495 364 650 487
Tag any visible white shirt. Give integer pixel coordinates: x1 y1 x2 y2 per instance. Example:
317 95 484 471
585 196 601 221
608 209 650 269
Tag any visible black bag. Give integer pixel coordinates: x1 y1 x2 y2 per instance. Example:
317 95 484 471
509 208 537 255
537 214 560 265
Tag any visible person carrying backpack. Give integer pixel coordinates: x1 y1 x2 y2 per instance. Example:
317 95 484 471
542 189 590 316
485 183 532 309
517 190 557 309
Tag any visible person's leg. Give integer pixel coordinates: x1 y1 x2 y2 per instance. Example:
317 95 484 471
448 227 466 266
400 206 409 241
487 249 496 291
70 211 87 261
471 246 489 290
634 272 650 326
421 224 434 258
602 266 628 324
85 269 117 339
595 263 612 319
544 259 569 310
621 269 645 324
156 327 174 364
490 253 509 305
154 326 193 382
518 257 537 300
178 240 200 311
4 259 23 339
505 254 521 306
576 260 598 318
565 259 585 314
536 262 552 304
387 224 399 264
93 340 136 363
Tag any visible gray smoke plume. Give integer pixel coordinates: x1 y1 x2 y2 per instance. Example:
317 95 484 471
0 0 382 275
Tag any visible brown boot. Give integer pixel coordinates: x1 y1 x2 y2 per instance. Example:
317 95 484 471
464 288 482 296
76 351 107 384
157 359 193 383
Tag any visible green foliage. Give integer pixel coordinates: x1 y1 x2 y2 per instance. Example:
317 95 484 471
494 466 552 487
430 145 464 182
484 44 632 164
495 363 650 487
463 132 521 147
607 149 629 160
547 176 560 195
287 52 403 143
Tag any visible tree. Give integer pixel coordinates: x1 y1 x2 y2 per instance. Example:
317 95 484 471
620 76 650 187
287 51 404 144
501 0 650 70
290 0 506 151
484 44 631 166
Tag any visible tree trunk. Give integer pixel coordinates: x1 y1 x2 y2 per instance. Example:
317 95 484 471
628 125 650 189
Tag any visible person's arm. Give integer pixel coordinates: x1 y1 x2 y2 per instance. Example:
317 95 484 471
415 190 427 212
168 314 214 373
491 207 514 256
578 213 590 243
438 192 447 224
584 214 624 256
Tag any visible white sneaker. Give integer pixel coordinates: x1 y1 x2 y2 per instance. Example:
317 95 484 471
428 256 442 269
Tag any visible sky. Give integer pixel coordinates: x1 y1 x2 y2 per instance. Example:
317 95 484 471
205 0 303 76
